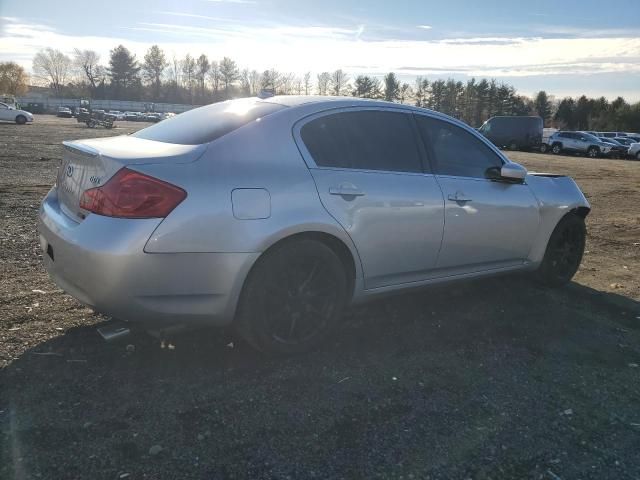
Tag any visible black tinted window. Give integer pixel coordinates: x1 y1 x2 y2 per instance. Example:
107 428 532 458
132 99 286 145
415 116 503 178
300 110 422 173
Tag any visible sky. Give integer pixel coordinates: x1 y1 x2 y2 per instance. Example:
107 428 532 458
1 0 640 101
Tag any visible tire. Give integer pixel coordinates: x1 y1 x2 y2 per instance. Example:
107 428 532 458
236 239 348 355
551 143 562 155
15 115 27 125
540 144 548 154
587 147 599 158
509 141 518 151
535 214 586 287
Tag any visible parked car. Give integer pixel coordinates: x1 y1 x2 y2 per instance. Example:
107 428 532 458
597 131 626 138
38 96 590 354
548 131 613 157
614 137 635 147
124 112 140 121
477 116 543 150
57 107 73 118
627 142 640 160
624 133 640 142
0 102 34 124
109 110 125 121
539 128 558 153
161 112 176 121
597 137 628 158
143 112 162 123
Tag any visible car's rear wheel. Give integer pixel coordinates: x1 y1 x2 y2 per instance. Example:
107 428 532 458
15 115 27 125
551 143 562 154
539 143 548 153
587 146 599 158
535 214 586 287
236 239 348 354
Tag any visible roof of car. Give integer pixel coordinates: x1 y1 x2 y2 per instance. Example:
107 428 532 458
260 95 397 108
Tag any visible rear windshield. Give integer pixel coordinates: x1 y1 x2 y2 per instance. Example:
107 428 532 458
132 98 286 145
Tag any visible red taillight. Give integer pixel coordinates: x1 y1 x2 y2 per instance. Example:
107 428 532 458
80 168 187 219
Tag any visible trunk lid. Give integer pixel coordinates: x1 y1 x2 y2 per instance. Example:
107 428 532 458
56 136 206 222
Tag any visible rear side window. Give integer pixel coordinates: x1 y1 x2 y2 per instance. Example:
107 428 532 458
415 115 503 179
300 110 423 173
132 99 286 145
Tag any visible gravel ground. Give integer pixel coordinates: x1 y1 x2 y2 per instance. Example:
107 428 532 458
1 115 639 480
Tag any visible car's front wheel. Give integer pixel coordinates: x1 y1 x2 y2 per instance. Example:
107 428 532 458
587 146 599 158
236 239 348 354
535 214 586 287
15 115 27 125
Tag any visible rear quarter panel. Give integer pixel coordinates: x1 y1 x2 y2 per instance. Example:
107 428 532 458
137 108 362 277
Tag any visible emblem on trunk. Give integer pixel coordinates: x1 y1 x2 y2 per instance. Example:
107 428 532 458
66 165 74 177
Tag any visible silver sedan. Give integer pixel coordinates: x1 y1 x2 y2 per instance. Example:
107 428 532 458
39 96 590 354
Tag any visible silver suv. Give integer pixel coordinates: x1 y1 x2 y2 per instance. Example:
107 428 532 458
549 131 612 158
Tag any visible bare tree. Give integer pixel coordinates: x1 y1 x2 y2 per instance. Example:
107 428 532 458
208 61 221 96
168 54 180 86
303 72 312 95
239 68 251 96
181 54 196 102
195 54 210 97
73 49 102 90
330 69 349 96
316 72 330 95
248 70 260 96
33 48 72 94
280 73 296 95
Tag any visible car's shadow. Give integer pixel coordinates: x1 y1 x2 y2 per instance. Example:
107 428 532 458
2 277 639 479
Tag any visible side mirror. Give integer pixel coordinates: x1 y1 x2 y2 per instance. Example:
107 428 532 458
500 162 527 181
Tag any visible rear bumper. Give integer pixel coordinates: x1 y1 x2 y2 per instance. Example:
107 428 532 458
38 188 258 327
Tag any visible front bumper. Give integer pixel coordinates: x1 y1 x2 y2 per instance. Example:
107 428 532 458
38 188 258 327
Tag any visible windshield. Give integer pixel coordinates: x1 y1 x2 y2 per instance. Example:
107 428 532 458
580 132 600 142
132 98 286 145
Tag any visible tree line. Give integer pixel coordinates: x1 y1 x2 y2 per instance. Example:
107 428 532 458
0 44 638 131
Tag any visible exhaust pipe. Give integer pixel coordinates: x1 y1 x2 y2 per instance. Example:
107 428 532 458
97 321 131 342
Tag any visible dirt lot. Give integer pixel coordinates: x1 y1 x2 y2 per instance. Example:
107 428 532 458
1 115 639 479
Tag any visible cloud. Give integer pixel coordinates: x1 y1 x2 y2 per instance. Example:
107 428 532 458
2 15 640 100
417 25 432 30
204 0 256 4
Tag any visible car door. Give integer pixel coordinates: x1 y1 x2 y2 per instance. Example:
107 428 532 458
295 108 445 289
414 114 539 272
0 103 12 121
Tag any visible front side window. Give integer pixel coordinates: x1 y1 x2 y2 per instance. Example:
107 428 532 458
300 110 423 173
415 115 503 179
0 103 8 110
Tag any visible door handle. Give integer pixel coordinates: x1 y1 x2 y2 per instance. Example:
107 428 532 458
448 193 472 203
329 185 366 197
